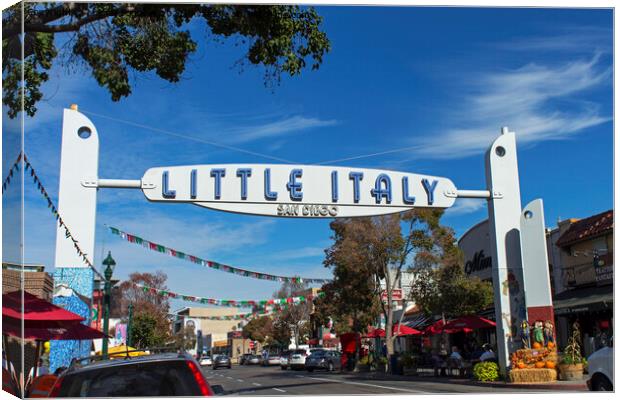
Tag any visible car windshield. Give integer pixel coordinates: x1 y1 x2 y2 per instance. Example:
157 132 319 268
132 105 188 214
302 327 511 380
56 360 203 397
310 350 327 357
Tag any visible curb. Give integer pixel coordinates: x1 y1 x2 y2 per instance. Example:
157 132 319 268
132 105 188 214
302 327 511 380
341 371 588 391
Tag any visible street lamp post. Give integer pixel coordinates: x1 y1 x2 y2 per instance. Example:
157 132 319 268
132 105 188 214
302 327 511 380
102 251 116 359
127 303 134 347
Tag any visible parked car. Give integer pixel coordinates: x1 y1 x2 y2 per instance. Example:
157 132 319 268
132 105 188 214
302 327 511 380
213 354 232 370
280 350 292 370
199 356 212 367
288 349 311 370
246 354 262 365
262 353 281 366
239 354 252 365
48 352 220 397
305 349 342 372
587 341 613 391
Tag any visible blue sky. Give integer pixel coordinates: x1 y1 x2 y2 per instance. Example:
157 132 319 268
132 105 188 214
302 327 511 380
2 6 613 310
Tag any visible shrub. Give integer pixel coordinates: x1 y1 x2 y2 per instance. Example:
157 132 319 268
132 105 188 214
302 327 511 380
473 362 499 382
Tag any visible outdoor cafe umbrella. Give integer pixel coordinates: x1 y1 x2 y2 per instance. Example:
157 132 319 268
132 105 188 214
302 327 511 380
365 328 386 338
2 291 84 324
442 315 496 331
423 319 472 335
2 290 106 381
392 324 422 336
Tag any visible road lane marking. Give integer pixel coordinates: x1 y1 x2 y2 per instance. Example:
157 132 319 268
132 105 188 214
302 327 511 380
305 376 429 393
226 376 233 380
252 383 262 386
272 388 286 393
236 379 244 382
295 375 306 378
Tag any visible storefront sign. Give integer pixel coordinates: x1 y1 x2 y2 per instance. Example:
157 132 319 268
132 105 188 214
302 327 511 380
381 289 403 302
595 265 613 285
464 250 492 275
140 165 457 217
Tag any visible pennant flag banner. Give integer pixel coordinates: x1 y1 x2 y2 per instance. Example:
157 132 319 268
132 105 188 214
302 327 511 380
168 311 272 321
108 226 331 284
16 153 104 280
135 283 324 308
2 152 22 194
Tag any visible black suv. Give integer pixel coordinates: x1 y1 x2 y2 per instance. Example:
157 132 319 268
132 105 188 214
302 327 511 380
49 351 220 397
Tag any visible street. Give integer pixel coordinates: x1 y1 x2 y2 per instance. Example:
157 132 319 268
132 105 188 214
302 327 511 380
202 365 550 395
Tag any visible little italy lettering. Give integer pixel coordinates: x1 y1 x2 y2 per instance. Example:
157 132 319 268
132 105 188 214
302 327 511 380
140 164 457 218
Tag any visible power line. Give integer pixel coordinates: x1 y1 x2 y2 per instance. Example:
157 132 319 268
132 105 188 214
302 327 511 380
311 145 422 165
79 109 299 164
78 108 419 166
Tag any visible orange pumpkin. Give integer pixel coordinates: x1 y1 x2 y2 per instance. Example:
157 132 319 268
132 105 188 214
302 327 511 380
545 361 555 369
532 342 542 349
517 362 526 369
535 361 545 368
547 342 555 349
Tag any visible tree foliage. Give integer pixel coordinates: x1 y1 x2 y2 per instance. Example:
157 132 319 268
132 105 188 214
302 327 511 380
271 281 311 348
174 325 197 351
407 211 494 318
242 316 272 344
2 2 331 118
130 313 168 349
112 271 171 348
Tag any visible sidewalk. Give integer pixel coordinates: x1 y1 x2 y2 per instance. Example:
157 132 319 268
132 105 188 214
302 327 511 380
341 369 589 391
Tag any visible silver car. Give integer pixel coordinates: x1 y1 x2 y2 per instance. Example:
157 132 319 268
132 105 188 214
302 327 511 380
305 350 342 372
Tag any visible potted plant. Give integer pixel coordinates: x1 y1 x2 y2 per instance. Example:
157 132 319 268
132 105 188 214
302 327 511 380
558 322 584 381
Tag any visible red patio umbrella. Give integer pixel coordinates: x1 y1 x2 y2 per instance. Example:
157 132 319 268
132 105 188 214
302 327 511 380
442 315 496 331
423 319 471 335
365 328 385 338
2 291 84 323
392 324 422 336
2 317 107 341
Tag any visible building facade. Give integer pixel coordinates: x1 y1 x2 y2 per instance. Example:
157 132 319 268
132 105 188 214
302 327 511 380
458 209 613 356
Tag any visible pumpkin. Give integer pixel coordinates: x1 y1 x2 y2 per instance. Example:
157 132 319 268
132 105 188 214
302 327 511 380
545 361 555 369
535 361 545 368
547 342 555 349
517 362 526 369
532 342 542 349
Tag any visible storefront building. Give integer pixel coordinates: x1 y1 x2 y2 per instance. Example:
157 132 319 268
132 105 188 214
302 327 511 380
551 209 613 355
458 209 613 356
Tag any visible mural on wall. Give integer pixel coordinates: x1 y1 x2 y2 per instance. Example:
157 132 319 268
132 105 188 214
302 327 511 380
114 323 127 346
49 268 94 372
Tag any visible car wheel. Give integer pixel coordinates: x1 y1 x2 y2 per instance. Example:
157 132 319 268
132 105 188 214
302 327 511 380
281 366 287 370
592 375 613 391
328 362 334 372
228 366 232 369
307 367 314 372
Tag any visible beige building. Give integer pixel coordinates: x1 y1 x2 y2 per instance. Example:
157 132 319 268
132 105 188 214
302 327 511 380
172 307 245 356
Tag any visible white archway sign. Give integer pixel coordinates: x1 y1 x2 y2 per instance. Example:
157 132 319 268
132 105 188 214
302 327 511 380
53 108 554 375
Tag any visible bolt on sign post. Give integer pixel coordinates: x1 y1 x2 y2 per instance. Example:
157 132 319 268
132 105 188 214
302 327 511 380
52 108 555 375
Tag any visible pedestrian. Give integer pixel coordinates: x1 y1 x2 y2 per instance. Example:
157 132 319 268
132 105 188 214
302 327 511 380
448 346 464 368
37 359 49 376
479 344 495 362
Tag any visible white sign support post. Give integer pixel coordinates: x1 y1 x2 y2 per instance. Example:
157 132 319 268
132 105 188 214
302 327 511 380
52 109 555 377
485 127 528 376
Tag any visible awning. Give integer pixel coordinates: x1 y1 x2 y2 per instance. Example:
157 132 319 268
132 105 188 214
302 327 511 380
213 340 228 347
2 291 84 322
423 319 471 335
553 285 613 315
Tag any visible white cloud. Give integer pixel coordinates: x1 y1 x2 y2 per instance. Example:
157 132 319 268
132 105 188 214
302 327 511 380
226 116 339 144
444 198 486 217
414 53 611 159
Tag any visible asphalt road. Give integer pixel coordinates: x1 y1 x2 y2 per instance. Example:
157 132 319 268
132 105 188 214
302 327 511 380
202 364 546 395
